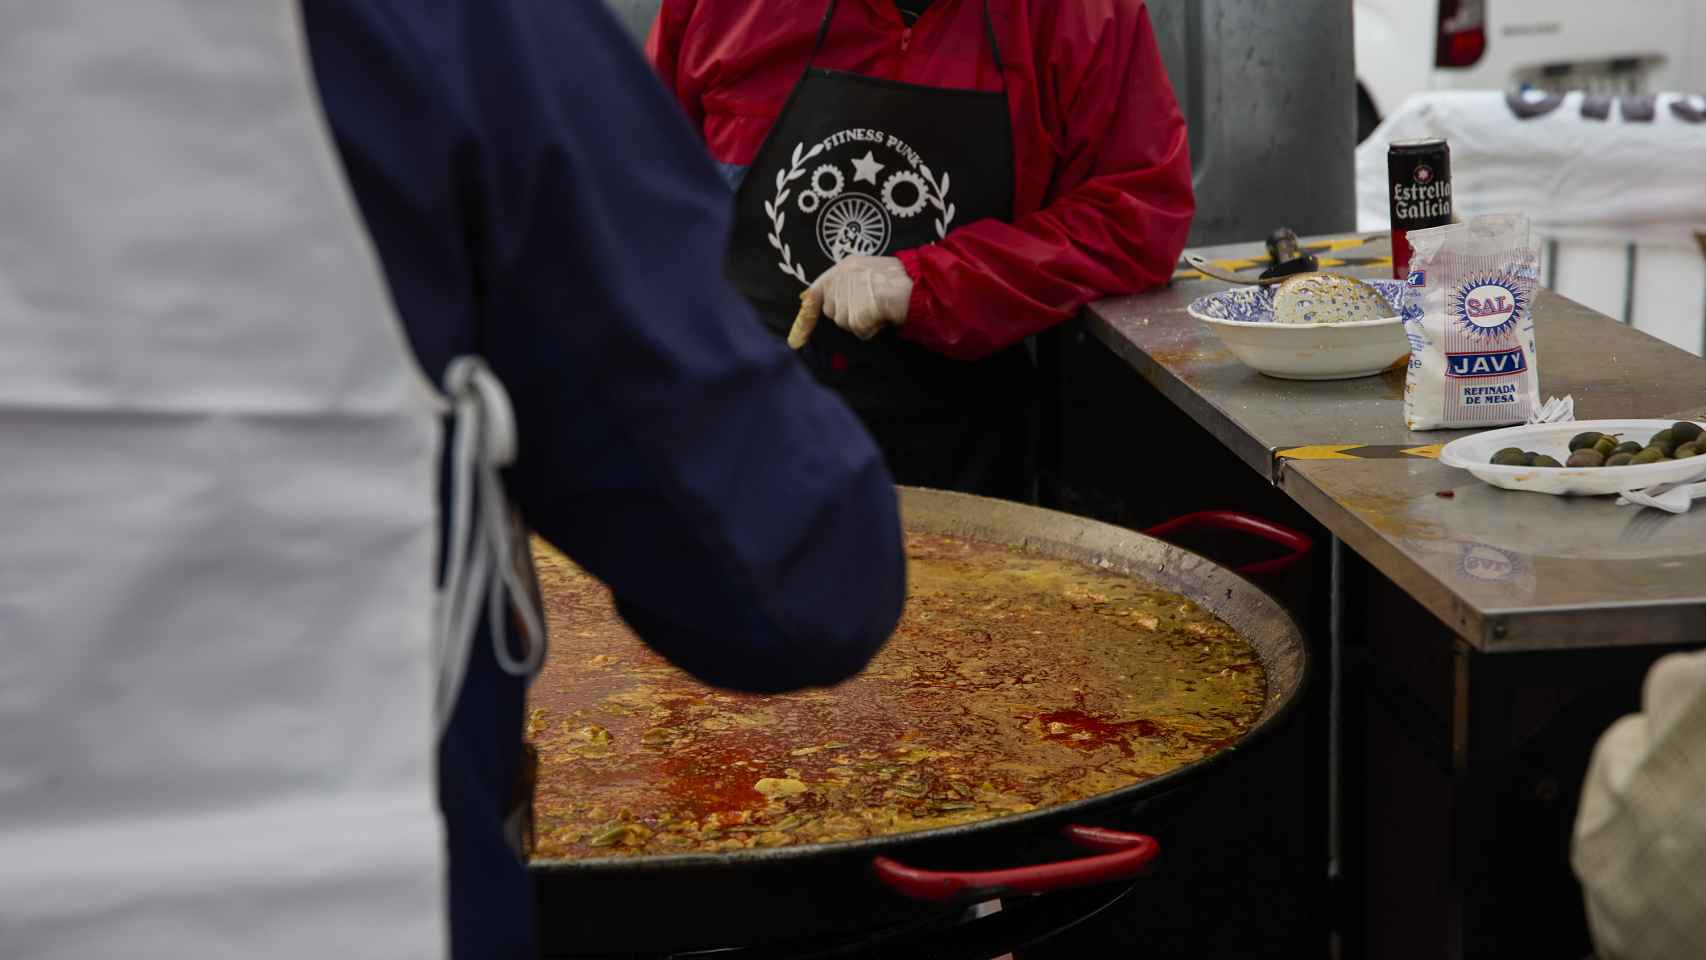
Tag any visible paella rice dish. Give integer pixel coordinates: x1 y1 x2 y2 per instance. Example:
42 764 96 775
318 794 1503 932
527 532 1266 860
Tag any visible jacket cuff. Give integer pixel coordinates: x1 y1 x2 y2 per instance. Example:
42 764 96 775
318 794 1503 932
895 248 945 349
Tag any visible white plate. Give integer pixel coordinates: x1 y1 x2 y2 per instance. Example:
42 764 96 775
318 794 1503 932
1438 419 1706 496
1186 281 1412 381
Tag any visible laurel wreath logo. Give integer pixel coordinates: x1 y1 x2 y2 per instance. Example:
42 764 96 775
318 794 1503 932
766 139 955 287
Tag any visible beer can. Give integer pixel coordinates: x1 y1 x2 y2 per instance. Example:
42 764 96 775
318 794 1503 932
1388 138 1452 279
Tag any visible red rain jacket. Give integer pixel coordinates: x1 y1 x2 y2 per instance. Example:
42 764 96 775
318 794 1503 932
647 0 1195 361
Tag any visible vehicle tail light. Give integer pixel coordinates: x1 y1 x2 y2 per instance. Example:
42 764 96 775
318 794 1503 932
1435 0 1487 68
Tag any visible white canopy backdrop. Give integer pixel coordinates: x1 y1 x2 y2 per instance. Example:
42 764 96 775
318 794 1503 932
1357 90 1706 354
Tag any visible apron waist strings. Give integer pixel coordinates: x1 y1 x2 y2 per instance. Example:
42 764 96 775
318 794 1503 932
434 356 546 734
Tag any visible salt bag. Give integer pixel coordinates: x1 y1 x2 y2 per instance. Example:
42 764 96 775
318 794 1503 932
1402 214 1540 430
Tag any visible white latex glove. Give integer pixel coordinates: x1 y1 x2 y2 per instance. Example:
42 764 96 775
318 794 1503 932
809 256 913 341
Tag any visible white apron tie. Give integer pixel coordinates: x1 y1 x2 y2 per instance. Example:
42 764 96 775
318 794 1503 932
435 356 547 733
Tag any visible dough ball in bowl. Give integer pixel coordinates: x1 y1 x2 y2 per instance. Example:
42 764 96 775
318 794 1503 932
1272 274 1396 325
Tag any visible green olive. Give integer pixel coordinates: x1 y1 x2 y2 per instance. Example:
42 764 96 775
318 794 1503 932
1604 452 1635 467
1566 449 1605 468
1630 447 1667 465
1670 421 1704 444
1530 454 1564 468
1676 442 1702 459
1651 429 1676 448
1490 448 1529 466
1568 432 1605 452
1614 441 1643 457
1592 436 1618 458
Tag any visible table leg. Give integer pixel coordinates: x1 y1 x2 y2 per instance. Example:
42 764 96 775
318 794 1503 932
1328 536 1346 958
1447 641 1515 959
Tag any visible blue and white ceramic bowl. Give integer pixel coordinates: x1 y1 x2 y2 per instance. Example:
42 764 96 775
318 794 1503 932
1186 279 1412 381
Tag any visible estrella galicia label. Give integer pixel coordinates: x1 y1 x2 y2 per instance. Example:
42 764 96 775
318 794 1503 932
1446 348 1527 378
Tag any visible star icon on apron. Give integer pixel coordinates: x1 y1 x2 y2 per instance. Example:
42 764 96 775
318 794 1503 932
851 149 886 184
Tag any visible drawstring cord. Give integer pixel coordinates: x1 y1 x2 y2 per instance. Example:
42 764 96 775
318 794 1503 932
434 356 546 734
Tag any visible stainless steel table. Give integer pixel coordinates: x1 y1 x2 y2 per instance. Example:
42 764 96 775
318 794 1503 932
1075 232 1706 959
1089 233 1706 650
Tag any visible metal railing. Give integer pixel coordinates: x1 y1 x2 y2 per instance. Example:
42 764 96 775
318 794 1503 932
1540 236 1706 356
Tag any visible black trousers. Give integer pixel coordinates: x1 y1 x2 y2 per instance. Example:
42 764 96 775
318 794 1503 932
791 324 1036 502
856 397 1031 502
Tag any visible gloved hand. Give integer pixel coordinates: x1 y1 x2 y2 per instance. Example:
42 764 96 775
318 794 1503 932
809 256 913 341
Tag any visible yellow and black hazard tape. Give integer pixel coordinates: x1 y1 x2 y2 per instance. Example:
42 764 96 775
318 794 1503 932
1173 237 1392 282
1276 443 1442 463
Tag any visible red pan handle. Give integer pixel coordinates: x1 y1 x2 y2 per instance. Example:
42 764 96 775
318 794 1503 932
871 826 1159 903
1143 510 1313 578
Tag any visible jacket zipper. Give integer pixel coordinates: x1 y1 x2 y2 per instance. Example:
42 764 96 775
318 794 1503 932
901 26 912 53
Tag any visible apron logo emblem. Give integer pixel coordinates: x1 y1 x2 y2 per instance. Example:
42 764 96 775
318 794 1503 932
818 193 890 261
764 134 956 286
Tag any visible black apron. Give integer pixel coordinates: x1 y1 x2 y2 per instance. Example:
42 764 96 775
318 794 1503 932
727 0 1032 499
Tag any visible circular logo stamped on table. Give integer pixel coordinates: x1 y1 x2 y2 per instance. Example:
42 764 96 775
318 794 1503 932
1450 273 1527 339
1459 542 1523 582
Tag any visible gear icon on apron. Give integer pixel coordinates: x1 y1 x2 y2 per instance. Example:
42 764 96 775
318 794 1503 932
811 164 845 199
797 189 821 214
881 170 929 218
817 193 891 262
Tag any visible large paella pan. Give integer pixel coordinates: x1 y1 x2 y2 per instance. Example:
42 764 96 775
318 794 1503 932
529 489 1308 955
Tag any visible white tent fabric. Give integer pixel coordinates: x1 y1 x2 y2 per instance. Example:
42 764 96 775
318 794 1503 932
1357 91 1706 247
